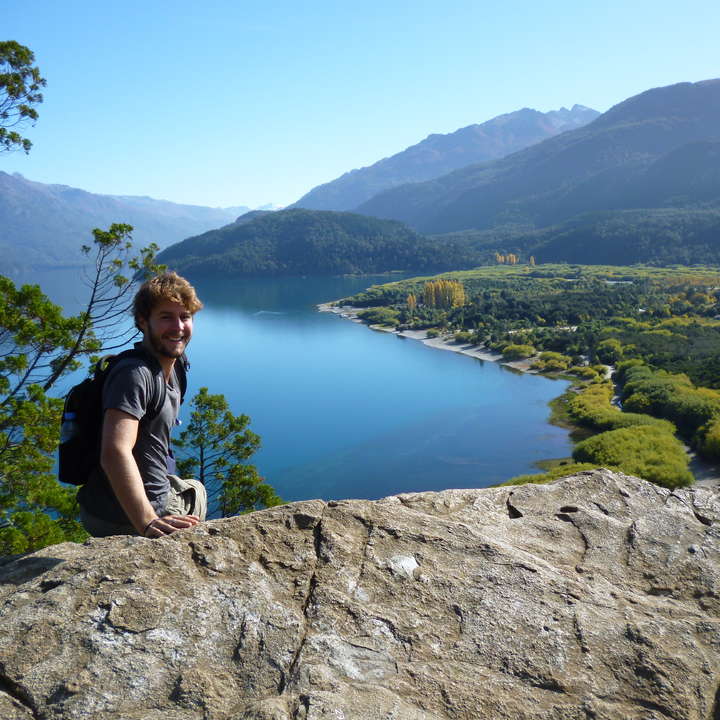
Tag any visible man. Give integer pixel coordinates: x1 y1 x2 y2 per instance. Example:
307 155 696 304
78 271 207 538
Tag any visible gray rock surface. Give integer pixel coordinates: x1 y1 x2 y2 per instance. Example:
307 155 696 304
0 469 719 719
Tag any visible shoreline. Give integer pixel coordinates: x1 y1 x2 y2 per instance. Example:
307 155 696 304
317 302 536 373
318 301 720 491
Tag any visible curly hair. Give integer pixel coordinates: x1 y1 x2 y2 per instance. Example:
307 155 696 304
133 271 203 330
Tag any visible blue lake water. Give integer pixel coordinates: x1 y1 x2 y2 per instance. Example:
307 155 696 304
184 275 572 502
24 270 573 504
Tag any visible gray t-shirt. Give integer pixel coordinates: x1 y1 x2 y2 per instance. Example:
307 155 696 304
78 354 180 523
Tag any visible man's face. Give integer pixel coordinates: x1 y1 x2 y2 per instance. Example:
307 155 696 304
139 300 193 360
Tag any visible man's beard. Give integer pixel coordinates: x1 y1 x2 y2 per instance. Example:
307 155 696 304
145 325 188 359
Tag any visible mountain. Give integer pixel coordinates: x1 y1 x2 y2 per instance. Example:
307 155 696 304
0 172 250 274
156 208 482 276
292 105 599 211
356 80 720 236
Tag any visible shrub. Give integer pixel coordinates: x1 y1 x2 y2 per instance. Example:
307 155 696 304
357 307 400 327
426 328 441 338
567 382 674 433
614 359 645 383
698 417 720 459
596 338 623 364
532 351 571 371
572 425 693 489
620 365 720 437
502 343 535 360
569 366 601 379
453 331 473 344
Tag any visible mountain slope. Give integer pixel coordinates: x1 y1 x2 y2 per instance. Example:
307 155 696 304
0 172 249 273
356 80 720 234
293 105 599 211
157 208 483 276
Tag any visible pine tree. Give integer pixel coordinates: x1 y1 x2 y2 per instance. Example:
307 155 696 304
174 387 281 517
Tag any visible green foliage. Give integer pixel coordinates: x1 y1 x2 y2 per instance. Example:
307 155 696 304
596 338 623 364
0 225 162 555
0 386 86 554
357 307 400 327
0 279 91 554
453 331 473 344
426 328 441 338
568 365 602 379
175 387 281 517
698 418 720 461
532 351 571 371
614 359 645 381
566 382 674 433
0 41 46 153
572 425 693 489
502 343 535 360
605 317 720 389
620 365 720 438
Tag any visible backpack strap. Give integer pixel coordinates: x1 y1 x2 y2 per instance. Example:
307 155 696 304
102 347 166 421
175 353 189 404
102 345 189 417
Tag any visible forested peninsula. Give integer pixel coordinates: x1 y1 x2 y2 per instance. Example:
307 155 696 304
156 208 485 276
336 263 720 489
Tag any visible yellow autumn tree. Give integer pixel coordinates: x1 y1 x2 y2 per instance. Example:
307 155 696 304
450 281 465 307
406 293 417 313
423 282 437 307
422 279 466 308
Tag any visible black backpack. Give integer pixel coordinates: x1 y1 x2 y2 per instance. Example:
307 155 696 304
58 346 188 486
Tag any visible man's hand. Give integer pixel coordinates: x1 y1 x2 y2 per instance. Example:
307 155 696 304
144 514 201 538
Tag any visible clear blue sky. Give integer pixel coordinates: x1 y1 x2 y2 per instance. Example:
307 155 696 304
4 0 719 208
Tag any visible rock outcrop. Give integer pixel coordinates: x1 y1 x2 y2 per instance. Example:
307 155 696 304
1 469 719 719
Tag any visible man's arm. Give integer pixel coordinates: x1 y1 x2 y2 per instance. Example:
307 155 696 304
100 409 199 537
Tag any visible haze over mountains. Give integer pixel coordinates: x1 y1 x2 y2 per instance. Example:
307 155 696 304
293 105 599 211
357 80 720 236
0 172 249 274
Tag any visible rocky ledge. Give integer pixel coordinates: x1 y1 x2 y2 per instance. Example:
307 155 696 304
0 469 719 720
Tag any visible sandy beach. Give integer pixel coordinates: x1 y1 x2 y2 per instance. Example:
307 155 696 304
319 301 720 490
317 302 535 372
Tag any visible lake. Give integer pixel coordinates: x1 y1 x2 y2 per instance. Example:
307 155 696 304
25 270 573 505
184 275 572 503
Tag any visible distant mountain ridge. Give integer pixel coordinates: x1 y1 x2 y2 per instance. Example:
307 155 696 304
292 105 599 211
356 79 720 235
0 172 251 274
